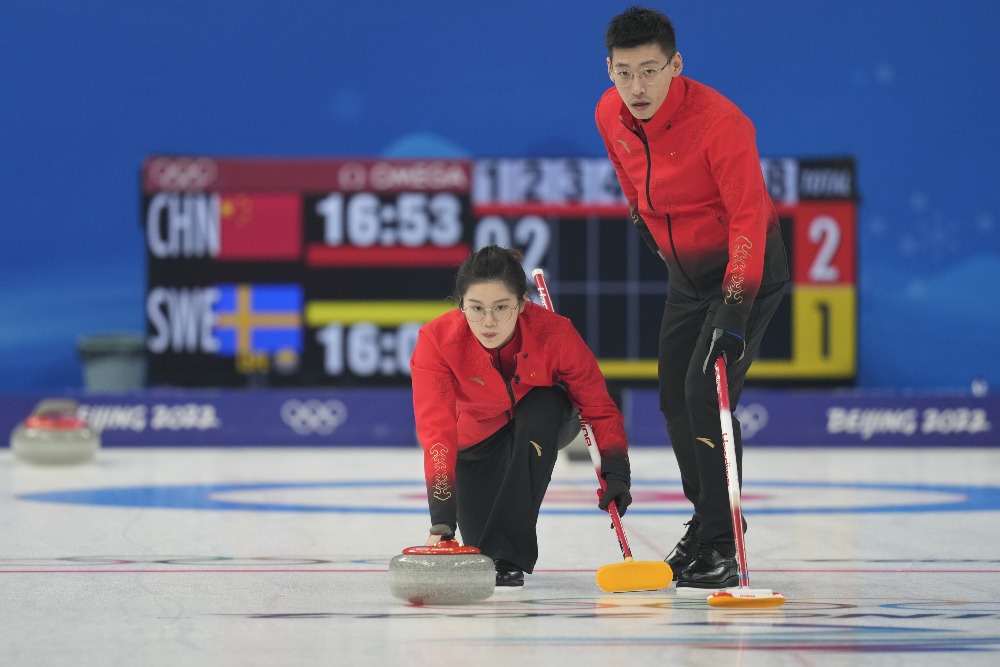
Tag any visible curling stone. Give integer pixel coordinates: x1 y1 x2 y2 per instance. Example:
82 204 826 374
389 540 495 605
10 399 100 465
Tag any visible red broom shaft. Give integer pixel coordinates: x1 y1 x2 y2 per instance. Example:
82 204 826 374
581 421 634 560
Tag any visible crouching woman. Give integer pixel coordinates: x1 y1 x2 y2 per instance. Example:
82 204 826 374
410 245 632 586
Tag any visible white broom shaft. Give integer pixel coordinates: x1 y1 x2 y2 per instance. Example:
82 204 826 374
714 356 750 588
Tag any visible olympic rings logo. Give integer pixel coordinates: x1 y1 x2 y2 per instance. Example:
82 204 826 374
147 157 218 191
337 162 368 190
280 399 349 436
734 403 769 439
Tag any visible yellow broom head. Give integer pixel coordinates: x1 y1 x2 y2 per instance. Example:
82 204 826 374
595 558 673 593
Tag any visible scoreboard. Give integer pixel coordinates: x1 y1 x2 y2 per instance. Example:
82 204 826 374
472 157 856 382
142 155 856 387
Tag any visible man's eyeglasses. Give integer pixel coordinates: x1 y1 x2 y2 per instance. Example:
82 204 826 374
611 61 670 87
461 304 516 323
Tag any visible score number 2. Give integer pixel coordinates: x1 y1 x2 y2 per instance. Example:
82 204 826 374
807 215 842 282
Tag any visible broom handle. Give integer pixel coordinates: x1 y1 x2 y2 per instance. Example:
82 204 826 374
581 421 634 560
531 269 634 561
713 356 751 588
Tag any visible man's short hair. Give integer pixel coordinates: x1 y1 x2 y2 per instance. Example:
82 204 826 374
605 6 676 59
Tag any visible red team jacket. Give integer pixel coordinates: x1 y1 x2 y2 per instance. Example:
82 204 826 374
410 302 628 528
595 76 789 335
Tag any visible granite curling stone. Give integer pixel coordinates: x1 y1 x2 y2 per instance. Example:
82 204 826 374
389 540 495 605
10 399 100 465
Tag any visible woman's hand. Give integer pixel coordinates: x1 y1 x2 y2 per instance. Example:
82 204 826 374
424 523 455 546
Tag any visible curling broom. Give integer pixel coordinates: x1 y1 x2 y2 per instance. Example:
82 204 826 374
532 268 672 593
706 355 786 608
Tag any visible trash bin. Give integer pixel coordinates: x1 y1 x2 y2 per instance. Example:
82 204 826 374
77 333 147 391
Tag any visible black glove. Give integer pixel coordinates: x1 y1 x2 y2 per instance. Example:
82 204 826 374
429 523 455 540
702 328 745 374
598 473 632 515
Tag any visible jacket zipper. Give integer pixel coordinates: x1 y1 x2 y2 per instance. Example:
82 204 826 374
633 124 655 211
494 351 518 421
504 357 519 420
628 119 697 292
665 213 697 294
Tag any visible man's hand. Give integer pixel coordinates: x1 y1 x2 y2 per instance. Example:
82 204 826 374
598 473 632 515
702 328 745 373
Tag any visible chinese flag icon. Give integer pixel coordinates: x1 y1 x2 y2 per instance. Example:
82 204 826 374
217 193 302 261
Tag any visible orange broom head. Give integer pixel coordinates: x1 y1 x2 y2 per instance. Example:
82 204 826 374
706 590 787 609
595 559 673 593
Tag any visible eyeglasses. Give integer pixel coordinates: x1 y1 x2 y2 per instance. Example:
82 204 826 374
461 304 516 323
611 61 670 87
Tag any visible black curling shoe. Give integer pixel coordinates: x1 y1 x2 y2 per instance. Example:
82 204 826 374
494 559 524 587
664 519 699 580
676 542 738 591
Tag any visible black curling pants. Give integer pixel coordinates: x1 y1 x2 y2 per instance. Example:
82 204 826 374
455 386 579 574
658 281 786 548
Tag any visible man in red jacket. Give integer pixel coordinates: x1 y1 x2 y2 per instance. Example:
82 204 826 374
596 7 789 592
410 246 631 586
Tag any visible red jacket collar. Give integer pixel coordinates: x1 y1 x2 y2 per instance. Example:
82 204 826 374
485 316 523 375
618 75 688 135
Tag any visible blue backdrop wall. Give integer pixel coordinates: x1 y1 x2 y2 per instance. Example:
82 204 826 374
1 0 996 392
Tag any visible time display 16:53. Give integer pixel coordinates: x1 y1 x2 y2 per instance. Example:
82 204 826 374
316 192 463 247
317 322 421 377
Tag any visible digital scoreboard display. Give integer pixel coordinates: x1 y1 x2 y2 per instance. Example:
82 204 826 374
142 155 856 387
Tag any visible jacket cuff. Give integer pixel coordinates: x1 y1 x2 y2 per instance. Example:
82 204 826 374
428 497 457 530
429 523 456 539
711 303 748 338
600 455 631 485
